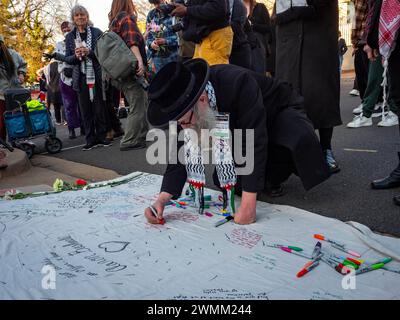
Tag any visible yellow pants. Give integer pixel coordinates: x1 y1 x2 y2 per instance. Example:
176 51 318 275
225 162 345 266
193 26 233 65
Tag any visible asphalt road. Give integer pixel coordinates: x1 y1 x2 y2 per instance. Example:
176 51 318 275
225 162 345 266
31 78 400 237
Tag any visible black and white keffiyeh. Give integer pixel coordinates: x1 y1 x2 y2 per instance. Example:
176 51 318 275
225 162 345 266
76 27 95 101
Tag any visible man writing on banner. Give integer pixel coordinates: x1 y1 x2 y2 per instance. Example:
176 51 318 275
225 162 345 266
144 59 330 225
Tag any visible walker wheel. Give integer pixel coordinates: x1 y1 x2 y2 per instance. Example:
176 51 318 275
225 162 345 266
45 137 62 154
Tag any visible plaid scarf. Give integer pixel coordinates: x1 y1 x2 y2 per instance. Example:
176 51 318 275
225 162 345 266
379 0 400 60
76 27 96 101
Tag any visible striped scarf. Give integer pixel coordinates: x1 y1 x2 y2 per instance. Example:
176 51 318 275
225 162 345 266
184 82 237 214
76 27 96 101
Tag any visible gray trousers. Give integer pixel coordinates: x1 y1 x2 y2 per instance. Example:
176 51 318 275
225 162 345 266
120 79 148 147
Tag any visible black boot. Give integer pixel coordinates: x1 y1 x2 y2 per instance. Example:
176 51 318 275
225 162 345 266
68 128 76 139
371 152 400 189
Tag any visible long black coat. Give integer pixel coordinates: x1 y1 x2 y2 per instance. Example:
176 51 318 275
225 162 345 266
160 64 330 197
275 0 341 129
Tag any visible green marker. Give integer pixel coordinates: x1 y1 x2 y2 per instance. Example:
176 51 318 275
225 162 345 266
366 257 392 266
343 259 358 269
267 244 303 252
356 262 385 275
288 246 303 252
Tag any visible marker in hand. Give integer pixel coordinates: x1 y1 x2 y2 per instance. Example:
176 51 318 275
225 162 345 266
148 205 165 225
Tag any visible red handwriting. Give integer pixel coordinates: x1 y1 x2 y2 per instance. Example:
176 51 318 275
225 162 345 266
229 228 262 249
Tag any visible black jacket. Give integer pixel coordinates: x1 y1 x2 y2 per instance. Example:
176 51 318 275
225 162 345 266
160 64 329 197
183 0 230 43
62 27 103 92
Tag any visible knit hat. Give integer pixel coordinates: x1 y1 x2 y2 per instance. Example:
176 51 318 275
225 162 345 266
60 21 71 31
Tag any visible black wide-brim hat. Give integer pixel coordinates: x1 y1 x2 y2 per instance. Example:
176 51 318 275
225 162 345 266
147 58 210 128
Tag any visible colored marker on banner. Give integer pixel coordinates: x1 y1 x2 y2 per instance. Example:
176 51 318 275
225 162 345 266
149 206 165 225
312 242 322 259
331 243 361 258
314 234 361 257
326 252 364 266
266 244 303 252
215 215 234 227
321 256 352 275
314 236 360 258
280 247 312 259
297 260 320 278
170 200 185 209
366 257 392 266
356 262 385 275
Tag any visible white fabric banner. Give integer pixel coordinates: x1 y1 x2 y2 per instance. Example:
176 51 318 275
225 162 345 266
1 173 399 300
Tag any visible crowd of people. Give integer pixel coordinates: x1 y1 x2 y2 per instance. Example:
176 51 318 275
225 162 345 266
0 0 399 217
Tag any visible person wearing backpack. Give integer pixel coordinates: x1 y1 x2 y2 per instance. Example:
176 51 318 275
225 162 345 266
109 0 148 151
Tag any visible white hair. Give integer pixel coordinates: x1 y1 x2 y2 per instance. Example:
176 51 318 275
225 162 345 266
70 4 90 26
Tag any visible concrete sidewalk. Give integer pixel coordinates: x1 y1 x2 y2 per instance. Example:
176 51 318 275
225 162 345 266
0 149 120 195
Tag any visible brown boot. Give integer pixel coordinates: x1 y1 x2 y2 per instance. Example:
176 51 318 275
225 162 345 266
0 150 8 169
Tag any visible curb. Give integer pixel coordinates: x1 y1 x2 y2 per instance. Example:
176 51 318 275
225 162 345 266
30 155 121 183
0 149 31 180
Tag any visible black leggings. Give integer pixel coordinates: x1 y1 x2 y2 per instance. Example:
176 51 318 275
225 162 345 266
319 127 333 151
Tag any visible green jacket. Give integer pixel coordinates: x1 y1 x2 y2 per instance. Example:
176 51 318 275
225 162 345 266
0 48 27 98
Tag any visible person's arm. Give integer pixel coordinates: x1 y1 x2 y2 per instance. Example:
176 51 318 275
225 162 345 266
183 0 228 22
145 127 187 224
233 72 268 224
53 52 67 62
119 16 145 75
130 45 144 76
64 34 81 65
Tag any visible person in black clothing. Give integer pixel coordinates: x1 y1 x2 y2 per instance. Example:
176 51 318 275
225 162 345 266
243 0 272 74
171 0 233 65
229 0 252 69
144 59 330 225
45 61 65 125
366 0 400 206
63 5 110 151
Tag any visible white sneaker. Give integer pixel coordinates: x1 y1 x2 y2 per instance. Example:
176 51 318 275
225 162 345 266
347 114 373 128
349 89 360 96
377 111 399 127
352 104 363 114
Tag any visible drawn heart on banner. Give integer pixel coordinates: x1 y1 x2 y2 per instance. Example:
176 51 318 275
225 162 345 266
98 241 130 253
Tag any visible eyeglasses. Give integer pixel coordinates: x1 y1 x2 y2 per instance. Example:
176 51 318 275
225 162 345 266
177 110 194 126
